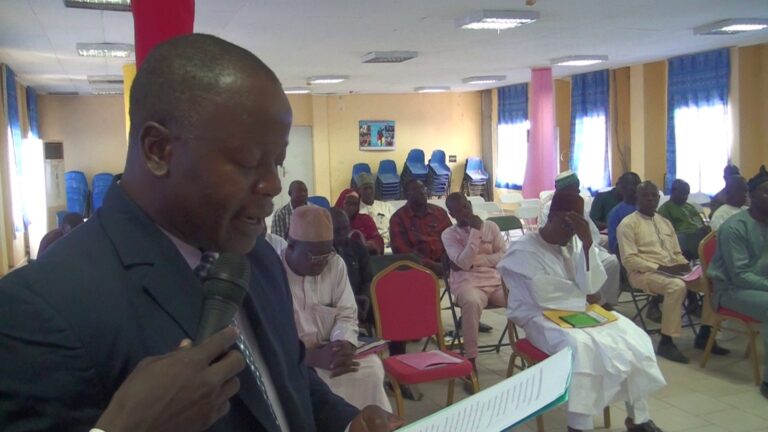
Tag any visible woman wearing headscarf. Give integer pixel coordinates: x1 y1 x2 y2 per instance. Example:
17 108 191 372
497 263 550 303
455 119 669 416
335 188 384 255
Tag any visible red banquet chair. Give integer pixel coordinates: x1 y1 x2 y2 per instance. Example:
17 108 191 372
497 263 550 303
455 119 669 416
371 260 479 416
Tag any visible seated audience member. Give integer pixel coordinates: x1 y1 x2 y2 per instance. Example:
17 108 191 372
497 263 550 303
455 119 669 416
271 179 310 239
617 181 729 364
709 164 741 215
282 206 391 411
710 175 748 230
707 165 768 399
657 179 710 260
330 207 374 325
499 191 667 432
540 171 621 309
590 182 623 230
335 188 384 255
607 172 642 253
37 212 84 256
442 193 507 385
389 179 452 277
356 173 394 247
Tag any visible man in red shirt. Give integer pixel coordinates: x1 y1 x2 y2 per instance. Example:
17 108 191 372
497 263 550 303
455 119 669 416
389 179 452 277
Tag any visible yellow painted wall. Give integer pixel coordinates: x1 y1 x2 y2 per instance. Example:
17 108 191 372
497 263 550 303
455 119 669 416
554 79 571 172
38 95 127 181
321 92 482 200
735 44 767 176
612 68 631 177
642 61 668 187
287 94 313 126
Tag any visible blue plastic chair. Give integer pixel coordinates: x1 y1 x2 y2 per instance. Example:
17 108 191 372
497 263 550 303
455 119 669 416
91 173 114 212
428 150 451 176
404 149 428 176
351 163 372 187
376 160 401 200
465 157 489 181
308 196 331 209
65 171 88 216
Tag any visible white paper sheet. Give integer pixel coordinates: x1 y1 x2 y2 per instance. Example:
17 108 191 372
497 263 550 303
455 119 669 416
399 347 573 432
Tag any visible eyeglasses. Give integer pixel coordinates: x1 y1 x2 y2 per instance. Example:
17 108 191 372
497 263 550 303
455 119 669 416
303 249 336 264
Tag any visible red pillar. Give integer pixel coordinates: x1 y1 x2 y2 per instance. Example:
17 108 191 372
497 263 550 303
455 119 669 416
132 0 195 68
522 67 558 199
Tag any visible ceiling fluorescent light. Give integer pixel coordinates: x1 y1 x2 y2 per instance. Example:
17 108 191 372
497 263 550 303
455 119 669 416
87 75 124 85
64 0 131 12
456 10 539 30
77 43 134 58
362 51 418 63
462 75 507 84
415 86 450 93
284 87 311 94
694 18 768 35
92 88 123 95
307 75 348 84
551 55 608 66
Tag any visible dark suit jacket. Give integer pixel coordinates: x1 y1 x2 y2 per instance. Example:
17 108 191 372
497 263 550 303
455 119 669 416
0 184 358 432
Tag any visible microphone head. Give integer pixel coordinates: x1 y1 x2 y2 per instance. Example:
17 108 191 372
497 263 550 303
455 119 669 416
203 253 250 304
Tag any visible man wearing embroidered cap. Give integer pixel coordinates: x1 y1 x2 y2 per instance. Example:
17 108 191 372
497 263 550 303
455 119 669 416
356 172 394 247
708 165 768 400
499 190 666 432
540 171 621 309
282 206 393 411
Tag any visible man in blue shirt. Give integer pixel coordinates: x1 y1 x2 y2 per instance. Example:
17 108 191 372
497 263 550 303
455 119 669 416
608 172 642 254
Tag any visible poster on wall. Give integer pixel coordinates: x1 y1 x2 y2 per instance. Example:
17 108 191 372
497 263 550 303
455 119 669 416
359 120 395 151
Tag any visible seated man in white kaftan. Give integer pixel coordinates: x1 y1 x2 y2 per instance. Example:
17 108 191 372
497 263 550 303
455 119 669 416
498 191 666 432
281 205 392 411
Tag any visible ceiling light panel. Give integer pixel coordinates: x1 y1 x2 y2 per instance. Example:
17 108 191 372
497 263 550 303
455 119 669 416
284 87 311 94
456 10 539 30
551 55 608 66
362 51 418 63
415 86 450 93
77 43 134 58
462 75 507 84
307 75 348 84
64 0 131 12
87 75 124 85
91 87 124 95
694 19 768 35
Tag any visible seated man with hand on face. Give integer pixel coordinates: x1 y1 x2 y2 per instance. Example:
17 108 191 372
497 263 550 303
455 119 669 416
282 206 392 411
618 181 729 364
499 191 666 432
657 179 710 260
540 171 621 309
442 192 507 387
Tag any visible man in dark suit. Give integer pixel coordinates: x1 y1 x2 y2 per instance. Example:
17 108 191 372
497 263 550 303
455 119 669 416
0 34 400 432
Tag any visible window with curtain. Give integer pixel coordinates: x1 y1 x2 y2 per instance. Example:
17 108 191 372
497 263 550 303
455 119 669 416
667 48 730 195
570 69 610 192
496 83 528 190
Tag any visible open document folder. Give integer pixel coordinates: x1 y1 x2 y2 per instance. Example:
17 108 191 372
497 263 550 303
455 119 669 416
399 347 573 432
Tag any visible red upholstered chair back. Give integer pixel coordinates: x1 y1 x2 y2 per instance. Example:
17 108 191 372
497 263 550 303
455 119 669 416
699 231 717 271
370 261 443 345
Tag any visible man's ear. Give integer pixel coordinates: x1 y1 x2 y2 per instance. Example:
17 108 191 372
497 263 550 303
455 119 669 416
138 122 173 176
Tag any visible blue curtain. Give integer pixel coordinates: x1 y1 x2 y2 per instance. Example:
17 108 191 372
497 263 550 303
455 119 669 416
666 48 730 192
570 69 610 190
496 83 528 189
3 65 23 178
26 86 39 139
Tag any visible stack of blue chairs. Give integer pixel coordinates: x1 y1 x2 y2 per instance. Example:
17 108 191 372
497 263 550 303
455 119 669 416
65 171 89 217
350 163 372 188
401 149 428 191
427 150 451 198
91 173 114 213
376 159 401 200
461 157 490 199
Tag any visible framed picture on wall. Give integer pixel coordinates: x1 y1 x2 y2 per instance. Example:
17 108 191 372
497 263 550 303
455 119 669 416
359 120 395 151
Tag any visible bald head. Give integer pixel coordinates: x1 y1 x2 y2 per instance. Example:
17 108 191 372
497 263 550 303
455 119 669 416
128 34 280 149
119 34 292 254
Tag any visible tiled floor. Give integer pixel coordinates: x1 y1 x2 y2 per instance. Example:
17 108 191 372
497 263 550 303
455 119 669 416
388 294 766 431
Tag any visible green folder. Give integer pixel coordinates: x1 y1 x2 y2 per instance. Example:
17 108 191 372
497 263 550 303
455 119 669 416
560 312 601 328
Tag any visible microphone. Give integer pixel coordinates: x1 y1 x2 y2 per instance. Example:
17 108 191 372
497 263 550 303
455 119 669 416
194 253 251 345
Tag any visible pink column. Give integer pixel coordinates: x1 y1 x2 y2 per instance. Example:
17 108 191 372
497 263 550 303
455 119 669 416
132 0 195 68
522 67 557 199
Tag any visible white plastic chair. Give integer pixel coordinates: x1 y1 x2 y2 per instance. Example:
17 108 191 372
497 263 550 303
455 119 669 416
499 193 523 205
467 196 486 206
514 205 540 232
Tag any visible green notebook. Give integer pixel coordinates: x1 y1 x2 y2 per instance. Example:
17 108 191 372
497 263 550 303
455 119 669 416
560 312 601 328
